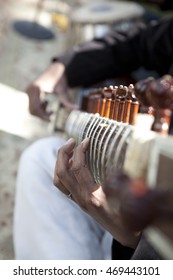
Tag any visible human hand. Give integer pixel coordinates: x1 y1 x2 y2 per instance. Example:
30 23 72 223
53 138 100 207
104 172 154 231
26 83 53 121
26 62 78 121
54 138 140 248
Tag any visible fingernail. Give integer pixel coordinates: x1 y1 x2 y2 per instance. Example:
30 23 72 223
66 138 75 144
81 137 89 144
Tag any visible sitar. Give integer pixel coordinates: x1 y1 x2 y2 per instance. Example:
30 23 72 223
65 75 173 259
66 76 172 184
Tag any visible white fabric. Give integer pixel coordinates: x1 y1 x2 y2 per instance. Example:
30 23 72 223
13 136 112 260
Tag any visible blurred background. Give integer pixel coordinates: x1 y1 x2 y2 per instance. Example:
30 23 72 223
0 0 73 259
0 0 166 259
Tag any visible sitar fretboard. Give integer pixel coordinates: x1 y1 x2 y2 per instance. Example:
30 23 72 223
65 110 158 185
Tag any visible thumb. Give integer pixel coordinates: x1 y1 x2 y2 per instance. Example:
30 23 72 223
59 97 79 111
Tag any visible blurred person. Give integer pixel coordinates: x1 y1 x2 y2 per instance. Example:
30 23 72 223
26 0 173 121
24 21 154 119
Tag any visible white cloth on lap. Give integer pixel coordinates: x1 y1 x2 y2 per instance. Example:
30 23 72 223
13 136 112 260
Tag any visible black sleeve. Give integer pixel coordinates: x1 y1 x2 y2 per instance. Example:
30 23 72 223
160 0 173 10
112 239 135 260
57 16 173 87
112 235 162 260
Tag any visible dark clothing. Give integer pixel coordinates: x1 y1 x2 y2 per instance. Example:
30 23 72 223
111 239 135 260
58 16 173 88
112 236 161 260
160 0 173 10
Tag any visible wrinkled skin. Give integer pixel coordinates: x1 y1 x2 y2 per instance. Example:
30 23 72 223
53 138 141 248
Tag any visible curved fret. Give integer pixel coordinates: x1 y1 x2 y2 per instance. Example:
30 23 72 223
66 110 133 185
